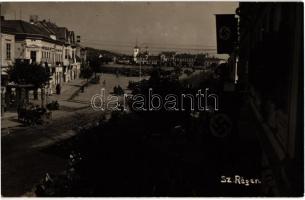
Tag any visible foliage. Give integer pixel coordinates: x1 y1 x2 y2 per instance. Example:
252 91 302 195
80 63 93 80
33 107 226 196
184 69 193 76
46 101 60 110
113 85 124 95
194 53 207 66
88 55 102 76
7 62 51 87
18 106 48 125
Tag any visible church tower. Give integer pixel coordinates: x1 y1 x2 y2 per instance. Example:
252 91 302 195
133 39 140 62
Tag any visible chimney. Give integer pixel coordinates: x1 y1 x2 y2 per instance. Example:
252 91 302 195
29 15 38 24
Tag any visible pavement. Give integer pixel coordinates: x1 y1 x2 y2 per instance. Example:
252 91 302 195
50 78 87 101
1 78 90 131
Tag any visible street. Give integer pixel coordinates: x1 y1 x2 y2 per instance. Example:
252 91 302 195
1 72 161 196
1 76 108 196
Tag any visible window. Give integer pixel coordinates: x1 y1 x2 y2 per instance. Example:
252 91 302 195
30 51 37 63
6 43 11 60
65 49 68 59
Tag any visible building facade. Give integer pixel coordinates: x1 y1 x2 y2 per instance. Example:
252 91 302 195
0 33 15 70
0 16 84 116
34 19 81 84
0 32 15 85
174 53 196 67
1 15 82 95
238 2 303 196
160 51 176 66
0 32 15 114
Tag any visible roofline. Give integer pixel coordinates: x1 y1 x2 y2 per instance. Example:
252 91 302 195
1 19 74 46
14 33 65 45
0 31 15 36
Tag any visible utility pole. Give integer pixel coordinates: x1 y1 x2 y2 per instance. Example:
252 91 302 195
139 62 142 82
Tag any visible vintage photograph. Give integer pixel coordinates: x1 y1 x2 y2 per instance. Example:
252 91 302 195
0 1 304 197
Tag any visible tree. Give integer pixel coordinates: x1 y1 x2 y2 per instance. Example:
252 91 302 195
8 62 50 86
7 62 51 108
80 63 93 84
88 55 102 79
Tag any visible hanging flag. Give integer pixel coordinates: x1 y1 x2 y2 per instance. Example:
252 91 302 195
216 14 238 54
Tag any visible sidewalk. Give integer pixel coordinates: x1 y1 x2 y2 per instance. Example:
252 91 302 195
1 111 22 131
1 78 90 132
49 78 88 101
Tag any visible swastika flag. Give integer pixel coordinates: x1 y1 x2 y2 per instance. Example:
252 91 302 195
216 14 237 54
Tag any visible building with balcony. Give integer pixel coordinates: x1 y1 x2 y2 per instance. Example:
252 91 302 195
33 18 80 83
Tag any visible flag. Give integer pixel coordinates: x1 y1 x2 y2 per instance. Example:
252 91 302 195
216 14 238 54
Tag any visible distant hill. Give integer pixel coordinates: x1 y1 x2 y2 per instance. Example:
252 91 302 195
85 47 123 59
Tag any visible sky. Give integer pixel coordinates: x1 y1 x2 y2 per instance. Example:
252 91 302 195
1 2 238 55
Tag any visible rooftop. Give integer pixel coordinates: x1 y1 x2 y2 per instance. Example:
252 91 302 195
1 17 76 45
1 19 50 37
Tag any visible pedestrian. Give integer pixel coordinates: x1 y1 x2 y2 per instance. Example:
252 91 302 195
17 105 21 120
56 84 61 95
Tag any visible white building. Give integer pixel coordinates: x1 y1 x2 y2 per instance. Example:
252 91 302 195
0 32 15 112
1 18 68 93
0 32 15 75
133 45 140 62
2 16 82 92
